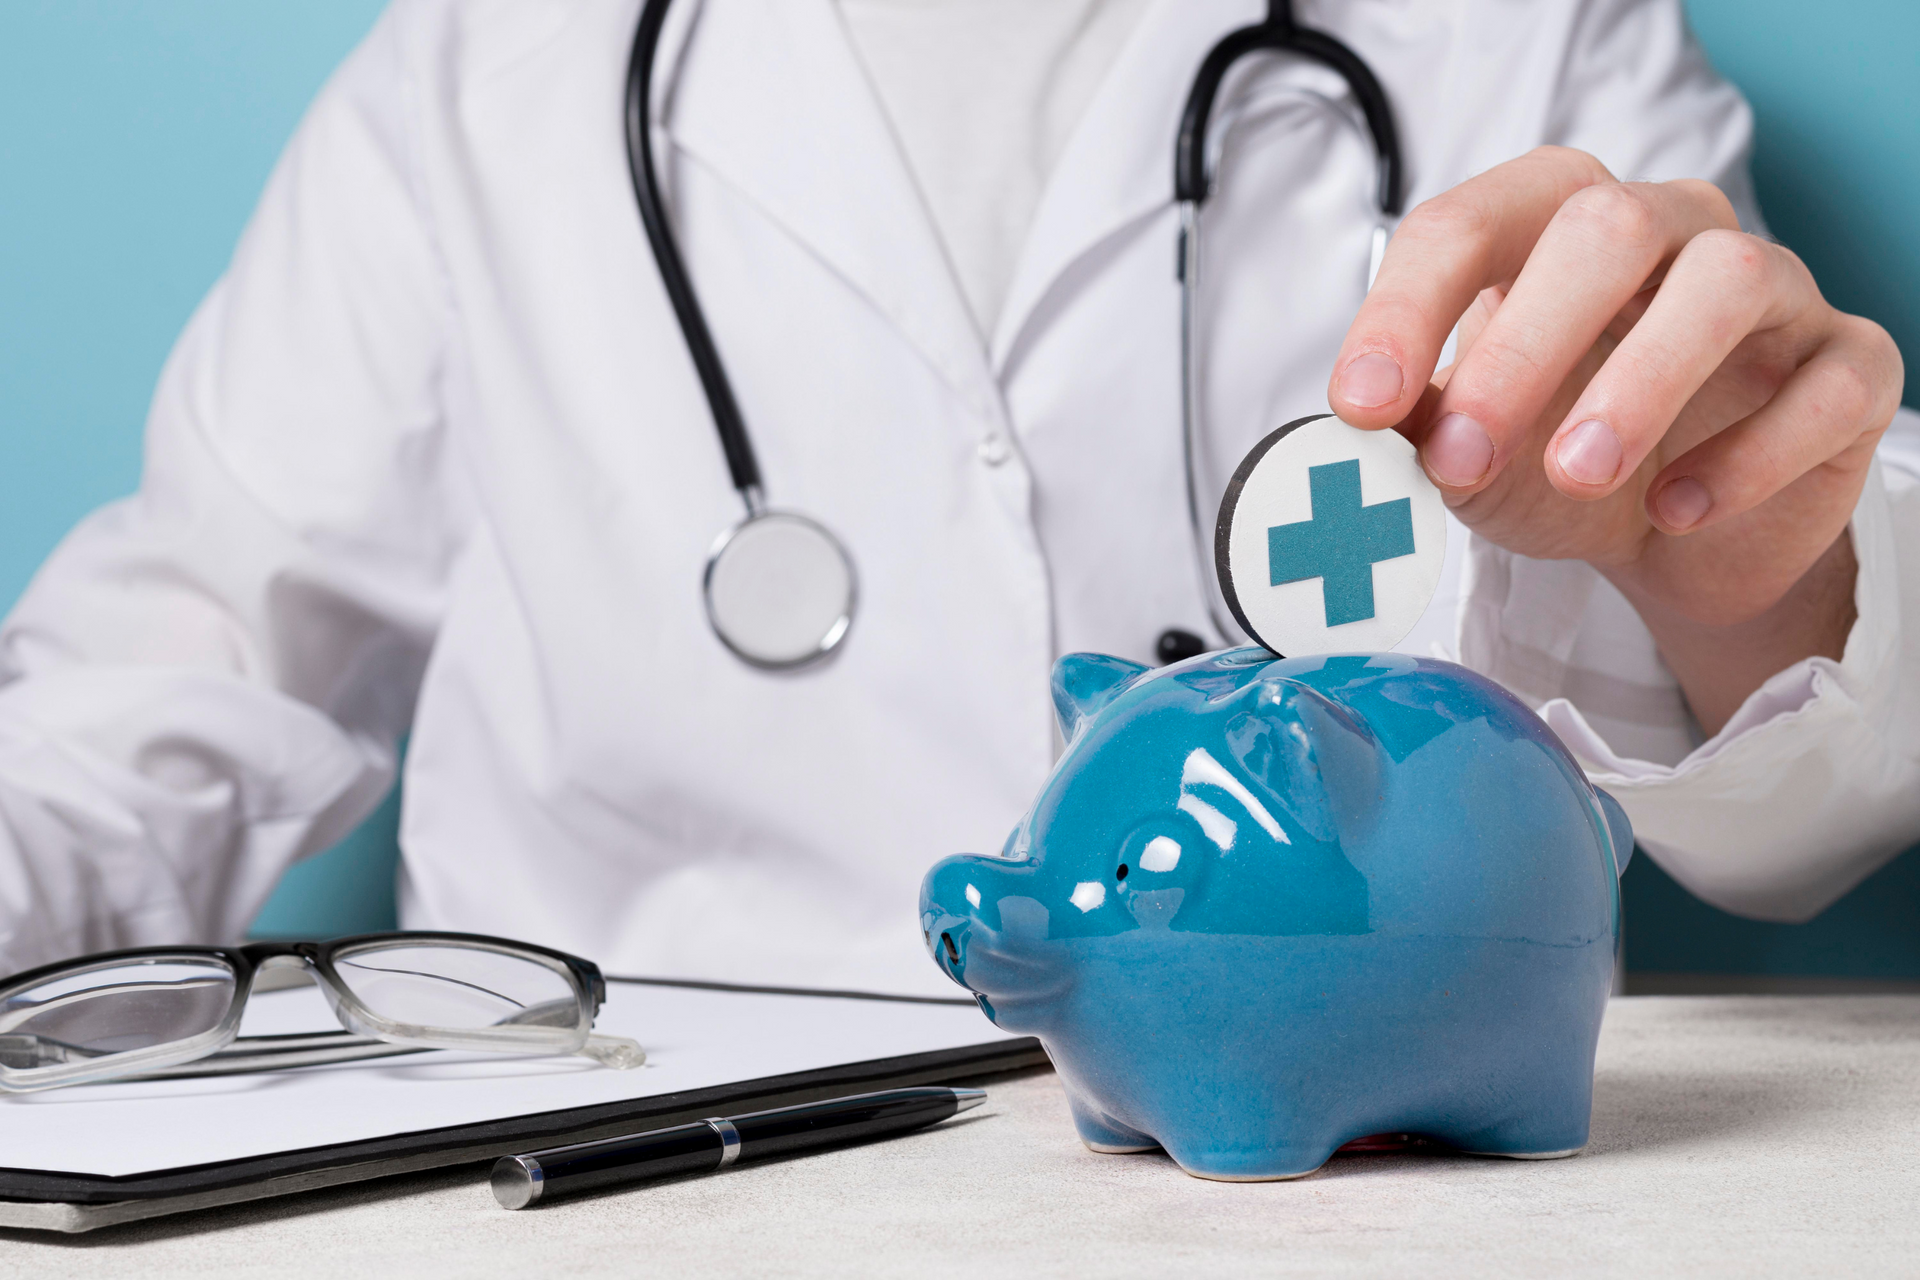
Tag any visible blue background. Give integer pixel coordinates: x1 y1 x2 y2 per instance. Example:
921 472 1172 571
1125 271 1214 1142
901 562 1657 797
0 1 1915 970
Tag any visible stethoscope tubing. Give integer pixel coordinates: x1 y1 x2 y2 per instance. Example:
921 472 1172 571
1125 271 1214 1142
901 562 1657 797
1175 3 1404 218
626 0 1404 663
629 0 858 672
1174 2 1404 647
625 0 765 514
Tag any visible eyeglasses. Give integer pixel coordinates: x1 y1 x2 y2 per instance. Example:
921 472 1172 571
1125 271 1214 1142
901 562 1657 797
0 932 644 1093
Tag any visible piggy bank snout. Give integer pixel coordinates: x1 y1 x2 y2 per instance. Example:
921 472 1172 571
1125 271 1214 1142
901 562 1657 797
921 855 991 989
921 854 1038 993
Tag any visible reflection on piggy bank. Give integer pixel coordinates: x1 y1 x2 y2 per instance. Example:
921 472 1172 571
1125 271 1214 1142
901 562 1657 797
921 649 1632 1181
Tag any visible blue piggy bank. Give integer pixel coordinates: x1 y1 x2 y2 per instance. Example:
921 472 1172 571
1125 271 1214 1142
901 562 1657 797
921 649 1632 1180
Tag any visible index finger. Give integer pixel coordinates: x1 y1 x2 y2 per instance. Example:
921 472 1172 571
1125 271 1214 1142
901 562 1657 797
1328 147 1614 431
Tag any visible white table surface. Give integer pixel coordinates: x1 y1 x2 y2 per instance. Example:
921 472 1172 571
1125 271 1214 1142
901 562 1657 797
2 996 1916 1278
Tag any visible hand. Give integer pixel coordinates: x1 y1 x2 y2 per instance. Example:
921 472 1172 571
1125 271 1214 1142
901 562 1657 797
1327 147 1905 734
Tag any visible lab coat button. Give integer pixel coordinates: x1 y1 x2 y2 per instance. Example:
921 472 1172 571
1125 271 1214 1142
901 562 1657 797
977 433 1011 466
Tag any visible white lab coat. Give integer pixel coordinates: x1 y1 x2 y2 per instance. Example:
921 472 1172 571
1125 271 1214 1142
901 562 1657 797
2 0 1916 994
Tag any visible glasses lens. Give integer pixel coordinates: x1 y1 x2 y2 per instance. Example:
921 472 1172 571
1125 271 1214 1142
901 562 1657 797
0 958 236 1071
330 944 582 1035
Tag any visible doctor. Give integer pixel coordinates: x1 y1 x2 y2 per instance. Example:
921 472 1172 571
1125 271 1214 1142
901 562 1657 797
0 0 1912 994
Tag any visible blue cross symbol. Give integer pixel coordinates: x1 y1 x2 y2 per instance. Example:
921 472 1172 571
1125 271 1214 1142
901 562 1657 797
1267 459 1416 627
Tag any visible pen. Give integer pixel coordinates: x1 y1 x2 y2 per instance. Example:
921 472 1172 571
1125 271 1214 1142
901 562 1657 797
491 1085 986 1209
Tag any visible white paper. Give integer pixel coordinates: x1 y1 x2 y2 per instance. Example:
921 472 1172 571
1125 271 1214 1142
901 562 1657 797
0 981 1015 1177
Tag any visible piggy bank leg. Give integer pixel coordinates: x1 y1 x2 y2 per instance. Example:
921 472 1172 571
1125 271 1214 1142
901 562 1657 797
1445 1061 1594 1160
1065 1092 1159 1155
1157 1132 1334 1182
1454 1113 1588 1161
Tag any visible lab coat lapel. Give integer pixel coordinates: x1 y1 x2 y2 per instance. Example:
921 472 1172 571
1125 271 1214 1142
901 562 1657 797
664 0 996 409
990 0 1262 372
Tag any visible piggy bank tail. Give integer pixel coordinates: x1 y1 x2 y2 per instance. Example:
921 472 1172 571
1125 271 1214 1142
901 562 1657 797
1595 786 1634 879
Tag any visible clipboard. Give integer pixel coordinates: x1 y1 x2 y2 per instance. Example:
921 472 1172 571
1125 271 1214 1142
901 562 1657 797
0 976 1046 1233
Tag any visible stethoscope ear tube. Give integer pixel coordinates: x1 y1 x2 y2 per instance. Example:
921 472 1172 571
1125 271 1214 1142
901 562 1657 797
1177 201 1249 649
1175 0 1404 649
1174 0 1403 218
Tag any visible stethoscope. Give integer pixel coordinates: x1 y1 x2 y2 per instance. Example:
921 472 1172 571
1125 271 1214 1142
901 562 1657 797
624 0 1403 671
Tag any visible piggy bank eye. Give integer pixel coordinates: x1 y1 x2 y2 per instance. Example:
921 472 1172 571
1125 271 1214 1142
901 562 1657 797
1116 819 1209 892
1139 836 1182 873
1116 830 1187 880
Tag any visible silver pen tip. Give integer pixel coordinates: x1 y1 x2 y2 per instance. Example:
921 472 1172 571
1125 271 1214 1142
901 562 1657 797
952 1088 987 1114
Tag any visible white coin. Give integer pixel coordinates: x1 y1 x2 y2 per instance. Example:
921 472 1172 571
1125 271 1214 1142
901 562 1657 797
1214 414 1446 657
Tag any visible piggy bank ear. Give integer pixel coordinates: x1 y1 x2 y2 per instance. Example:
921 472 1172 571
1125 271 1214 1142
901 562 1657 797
1052 653 1150 740
1225 677 1385 845
1595 786 1635 878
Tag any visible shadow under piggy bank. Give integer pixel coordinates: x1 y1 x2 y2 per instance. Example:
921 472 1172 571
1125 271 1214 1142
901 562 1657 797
921 649 1632 1181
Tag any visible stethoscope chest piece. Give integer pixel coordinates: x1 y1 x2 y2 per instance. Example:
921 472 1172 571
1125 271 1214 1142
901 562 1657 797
704 510 857 669
1215 414 1446 658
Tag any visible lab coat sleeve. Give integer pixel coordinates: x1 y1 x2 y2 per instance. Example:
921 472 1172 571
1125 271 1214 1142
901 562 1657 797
1463 414 1920 922
0 7 460 973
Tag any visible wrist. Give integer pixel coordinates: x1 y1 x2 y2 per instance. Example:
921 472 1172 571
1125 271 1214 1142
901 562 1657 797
1603 530 1858 737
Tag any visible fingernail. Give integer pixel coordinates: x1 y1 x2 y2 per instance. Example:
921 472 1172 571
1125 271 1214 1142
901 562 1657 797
1337 352 1403 408
1424 413 1494 487
1655 477 1712 530
1556 419 1623 486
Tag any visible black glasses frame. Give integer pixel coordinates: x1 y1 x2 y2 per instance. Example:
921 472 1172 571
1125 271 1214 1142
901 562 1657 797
0 931 629 1093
